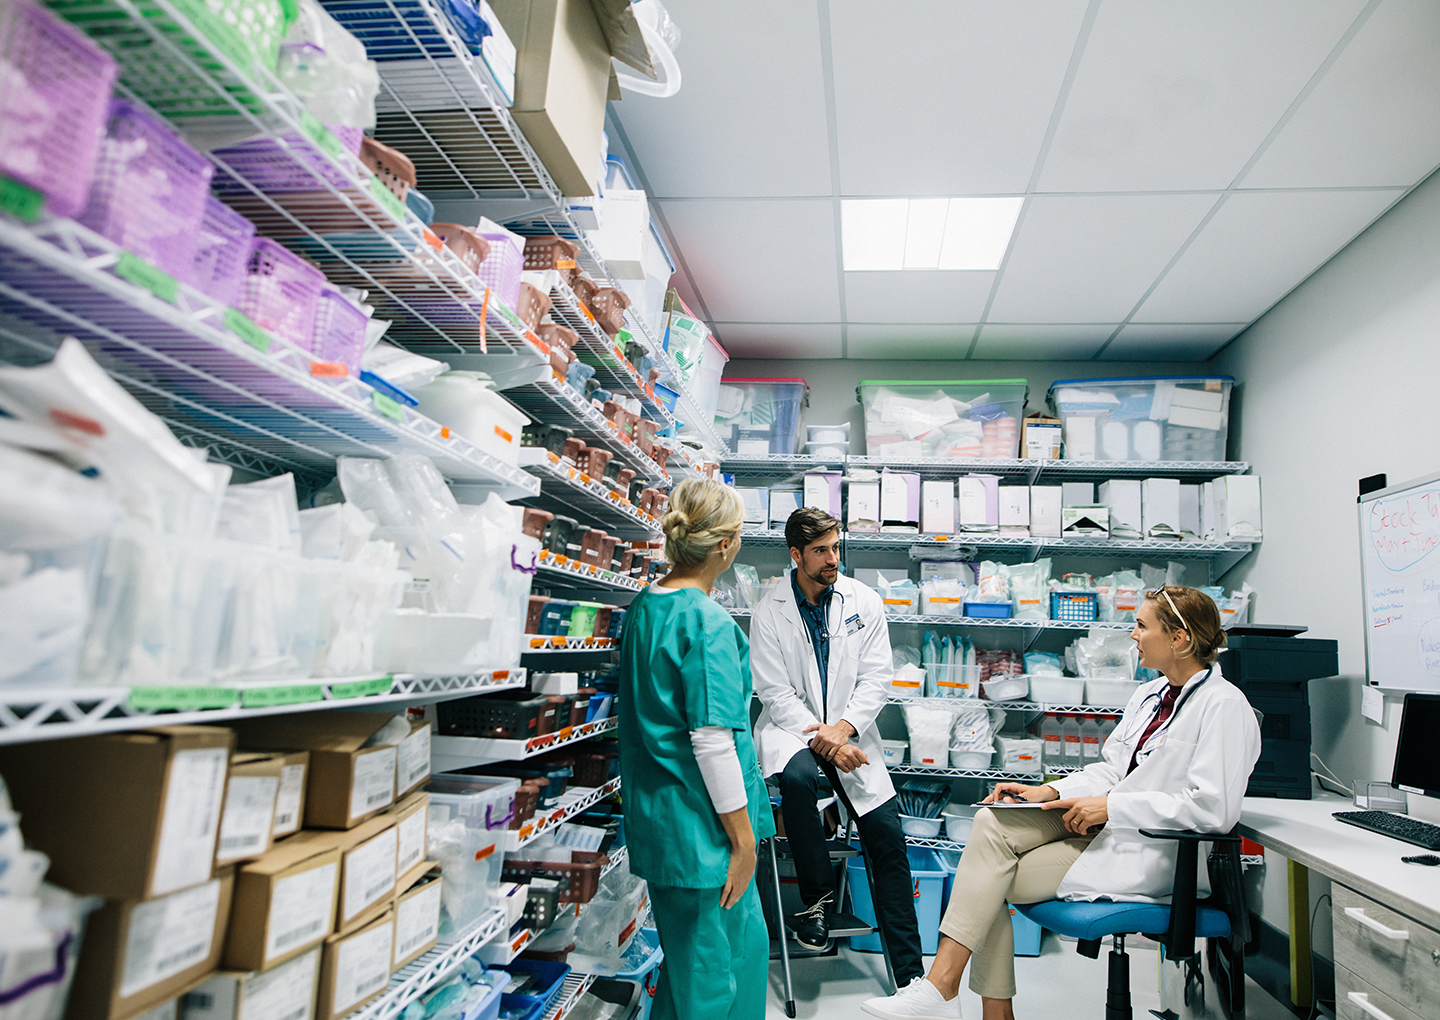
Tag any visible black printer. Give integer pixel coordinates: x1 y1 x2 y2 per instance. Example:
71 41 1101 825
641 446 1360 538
1217 628 1339 799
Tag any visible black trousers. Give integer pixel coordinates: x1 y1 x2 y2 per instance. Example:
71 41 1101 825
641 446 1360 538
775 748 925 983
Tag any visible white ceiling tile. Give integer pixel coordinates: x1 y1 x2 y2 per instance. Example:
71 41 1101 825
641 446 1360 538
711 324 843 360
654 200 841 321
972 324 1116 360
844 271 995 322
1243 0 1440 188
1135 189 1405 321
988 194 1216 322
846 324 979 360
828 0 1087 195
1038 1 1365 192
1100 323 1245 361
611 1 832 198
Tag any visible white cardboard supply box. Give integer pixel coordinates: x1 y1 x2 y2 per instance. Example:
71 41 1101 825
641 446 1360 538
1178 483 1201 537
804 472 843 517
1029 486 1062 539
880 472 919 525
1061 482 1094 507
921 480 955 534
1214 475 1262 540
1141 478 1182 538
1062 505 1111 537
998 486 1030 535
1098 480 1142 537
848 481 880 531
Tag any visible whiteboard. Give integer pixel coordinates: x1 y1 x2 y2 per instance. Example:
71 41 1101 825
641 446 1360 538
1359 471 1440 691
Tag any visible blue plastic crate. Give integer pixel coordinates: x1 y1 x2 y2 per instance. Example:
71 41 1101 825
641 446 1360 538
964 601 1013 619
847 848 947 955
1050 591 1098 623
501 959 570 1014
1009 904 1043 956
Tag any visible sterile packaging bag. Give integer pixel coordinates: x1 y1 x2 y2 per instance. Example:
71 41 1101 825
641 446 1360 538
995 736 1043 775
1075 629 1139 680
429 807 502 942
0 883 100 1020
904 702 968 768
920 578 965 617
1008 559 1051 620
216 473 302 554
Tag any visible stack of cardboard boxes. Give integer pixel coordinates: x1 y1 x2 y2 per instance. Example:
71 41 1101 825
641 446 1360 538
0 712 441 1020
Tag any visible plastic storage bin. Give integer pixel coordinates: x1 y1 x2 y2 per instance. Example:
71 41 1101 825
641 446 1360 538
309 285 368 370
435 691 552 739
688 333 730 430
191 197 256 307
965 601 1013 619
475 224 525 309
859 380 1028 459
1050 591 1098 622
502 960 571 1014
713 378 808 456
80 99 215 282
982 675 1029 701
237 237 326 347
1085 678 1140 707
0 0 117 219
1027 675 1084 704
949 749 992 770
412 373 530 465
1047 376 1233 462
849 848 947 954
427 775 520 830
501 857 606 904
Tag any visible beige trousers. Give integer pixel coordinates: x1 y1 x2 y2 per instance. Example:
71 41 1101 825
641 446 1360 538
938 807 1094 998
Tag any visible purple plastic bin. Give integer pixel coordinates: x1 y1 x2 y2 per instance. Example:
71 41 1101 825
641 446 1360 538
211 125 359 193
475 230 525 310
236 237 325 347
79 99 214 282
309 285 368 370
0 0 117 218
191 197 256 306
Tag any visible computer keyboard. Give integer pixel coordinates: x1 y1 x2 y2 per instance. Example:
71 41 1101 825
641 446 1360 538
1333 810 1440 850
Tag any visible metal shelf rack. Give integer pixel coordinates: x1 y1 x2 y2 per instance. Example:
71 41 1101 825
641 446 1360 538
504 776 622 853
889 763 1083 780
522 636 617 653
355 907 509 1020
536 552 644 593
545 284 673 426
721 454 848 479
843 456 1251 483
505 374 671 486
432 715 618 771
519 451 663 541
543 973 598 1020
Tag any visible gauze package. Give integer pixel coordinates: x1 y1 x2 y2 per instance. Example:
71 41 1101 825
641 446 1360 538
1024 651 1064 676
299 502 377 561
1140 561 1187 591
217 473 302 554
278 0 381 129
731 563 759 608
904 701 966 767
1009 558 1051 620
995 736 1043 774
1097 570 1143 623
1075 630 1139 680
949 704 994 753
973 560 1011 603
1217 582 1254 630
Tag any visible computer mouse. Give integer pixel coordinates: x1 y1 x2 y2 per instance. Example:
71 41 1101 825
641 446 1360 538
1401 854 1440 866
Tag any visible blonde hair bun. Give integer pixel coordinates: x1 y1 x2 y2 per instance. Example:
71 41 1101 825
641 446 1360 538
663 479 744 569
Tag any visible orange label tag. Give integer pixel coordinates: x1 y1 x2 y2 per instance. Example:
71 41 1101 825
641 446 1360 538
512 931 529 951
547 451 560 465
440 427 451 439
556 258 577 269
529 638 544 648
518 823 534 839
527 331 549 356
494 425 513 444
558 726 573 740
555 555 569 565
423 228 442 250
495 670 510 680
309 361 348 377
474 844 496 862
580 472 591 484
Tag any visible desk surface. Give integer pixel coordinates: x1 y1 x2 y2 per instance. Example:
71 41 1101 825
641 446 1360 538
1240 792 1440 931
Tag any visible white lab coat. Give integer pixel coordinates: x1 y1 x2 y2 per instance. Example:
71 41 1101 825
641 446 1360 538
750 572 896 816
1049 665 1261 903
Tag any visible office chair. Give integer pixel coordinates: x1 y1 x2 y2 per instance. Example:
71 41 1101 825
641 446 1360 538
1013 828 1250 1020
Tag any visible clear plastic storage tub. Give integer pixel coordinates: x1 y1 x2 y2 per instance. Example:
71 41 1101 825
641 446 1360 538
1046 376 1233 462
427 775 521 831
713 378 808 455
859 380 1028 459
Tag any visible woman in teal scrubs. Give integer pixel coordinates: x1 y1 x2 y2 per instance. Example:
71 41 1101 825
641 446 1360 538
618 478 775 1020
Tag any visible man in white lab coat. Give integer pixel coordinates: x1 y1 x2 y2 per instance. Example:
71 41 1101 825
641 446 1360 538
751 507 924 987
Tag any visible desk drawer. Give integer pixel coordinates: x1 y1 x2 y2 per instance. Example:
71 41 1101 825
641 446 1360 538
1335 964 1424 1020
1333 884 1440 1018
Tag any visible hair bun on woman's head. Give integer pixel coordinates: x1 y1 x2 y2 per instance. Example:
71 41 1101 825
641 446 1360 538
661 508 692 538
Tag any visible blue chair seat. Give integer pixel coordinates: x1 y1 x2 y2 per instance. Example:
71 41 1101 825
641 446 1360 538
1013 899 1231 942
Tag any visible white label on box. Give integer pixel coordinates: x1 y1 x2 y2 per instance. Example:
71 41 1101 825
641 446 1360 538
392 884 442 966
152 747 230 895
332 920 394 1013
396 728 430 794
349 747 396 821
241 948 319 1020
120 878 221 998
217 775 280 863
344 828 398 923
184 975 239 1020
396 808 426 879
998 487 1030 528
266 862 338 962
272 765 307 838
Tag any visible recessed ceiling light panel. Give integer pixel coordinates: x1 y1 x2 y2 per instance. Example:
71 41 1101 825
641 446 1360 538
842 197 1023 272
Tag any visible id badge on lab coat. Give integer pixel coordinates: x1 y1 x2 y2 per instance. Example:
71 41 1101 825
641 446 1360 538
844 614 864 636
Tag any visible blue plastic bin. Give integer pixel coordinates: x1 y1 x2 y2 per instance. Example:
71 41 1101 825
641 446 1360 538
496 994 545 1020
617 928 663 1020
964 602 1013 619
847 848 947 955
932 851 1042 957
469 978 503 1020
501 959 570 1014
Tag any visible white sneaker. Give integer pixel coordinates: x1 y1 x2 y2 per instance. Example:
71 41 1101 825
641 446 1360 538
860 977 962 1019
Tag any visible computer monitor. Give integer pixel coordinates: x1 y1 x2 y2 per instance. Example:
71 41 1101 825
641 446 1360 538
1392 693 1440 800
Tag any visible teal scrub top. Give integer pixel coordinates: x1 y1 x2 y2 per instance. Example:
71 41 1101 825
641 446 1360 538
618 585 775 889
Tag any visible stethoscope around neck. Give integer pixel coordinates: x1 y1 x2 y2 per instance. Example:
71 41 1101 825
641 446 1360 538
1117 666 1213 747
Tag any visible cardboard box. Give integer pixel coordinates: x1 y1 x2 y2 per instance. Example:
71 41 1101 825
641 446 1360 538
490 0 611 196
316 910 394 1020
998 487 1030 535
958 475 998 532
391 872 442 971
767 487 802 527
271 753 310 841
1199 481 1219 540
1029 486 1062 539
132 1002 177 1020
1062 505 1111 537
67 871 235 1020
1216 475 1262 540
1061 482 1094 507
385 793 430 893
289 816 398 935
0 727 232 900
180 948 320 1020
803 472 842 517
1097 480 1142 538
217 754 284 867
1141 478 1182 538
737 487 768 526
879 472 919 529
233 714 401 829
1179 483 1201 537
920 480 954 534
1021 415 1062 459
224 841 341 973
847 481 880 533
1061 415 1097 460
395 721 431 800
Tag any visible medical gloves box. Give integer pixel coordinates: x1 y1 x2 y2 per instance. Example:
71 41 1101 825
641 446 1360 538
233 713 408 829
920 480 954 534
392 871 443 970
216 753 286 867
1141 478 1182 538
1061 415 1096 460
223 840 342 972
316 908 395 1020
67 869 236 1020
998 487 1029 535
958 475 998 532
880 472 920 530
1061 505 1110 537
0 726 234 899
1097 480 1141 539
847 481 881 533
271 752 311 841
1212 475 1262 540
385 791 431 893
1029 486 1062 539
1021 415 1062 459
287 815 399 937
179 947 320 1020
804 472 843 517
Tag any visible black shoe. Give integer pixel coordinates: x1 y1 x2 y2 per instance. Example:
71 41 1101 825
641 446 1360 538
787 893 833 950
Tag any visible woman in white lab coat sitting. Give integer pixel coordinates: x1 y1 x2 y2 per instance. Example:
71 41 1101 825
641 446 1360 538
863 586 1262 1020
